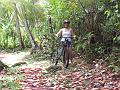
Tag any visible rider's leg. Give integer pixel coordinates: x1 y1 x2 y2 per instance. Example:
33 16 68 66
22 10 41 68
68 47 73 63
68 41 73 63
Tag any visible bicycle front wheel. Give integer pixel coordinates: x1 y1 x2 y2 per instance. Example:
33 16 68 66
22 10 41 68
51 47 62 65
63 47 69 68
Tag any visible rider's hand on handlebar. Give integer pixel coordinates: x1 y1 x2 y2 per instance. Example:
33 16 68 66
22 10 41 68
73 35 76 38
55 34 60 37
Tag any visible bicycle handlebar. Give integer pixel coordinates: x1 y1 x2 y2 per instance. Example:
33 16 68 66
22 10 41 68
58 37 74 38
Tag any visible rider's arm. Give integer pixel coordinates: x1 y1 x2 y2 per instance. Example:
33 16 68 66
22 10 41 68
55 29 62 37
70 29 76 37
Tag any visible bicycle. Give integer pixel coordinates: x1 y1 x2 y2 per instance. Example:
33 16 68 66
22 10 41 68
51 37 72 68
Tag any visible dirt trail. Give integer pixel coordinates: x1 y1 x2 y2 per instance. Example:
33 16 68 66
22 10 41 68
0 51 30 67
18 57 120 90
18 54 53 90
0 51 52 90
0 51 120 90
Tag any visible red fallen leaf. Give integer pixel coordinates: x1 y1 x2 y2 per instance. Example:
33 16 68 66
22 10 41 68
39 81 46 85
114 87 119 90
24 70 33 74
57 86 66 90
47 87 54 90
32 82 40 87
91 88 100 90
18 66 25 71
35 68 42 70
58 79 65 82
72 72 81 76
60 75 66 79
79 76 84 81
93 82 102 88
23 86 32 90
100 87 110 90
25 73 33 75
72 76 81 81
54 85 63 90
20 81 29 85
32 87 47 90
25 76 35 79
30 68 41 72
72 82 83 87
72 81 79 84
117 82 120 88
94 77 103 81
99 80 105 86
65 74 72 78
32 76 39 80
25 78 38 82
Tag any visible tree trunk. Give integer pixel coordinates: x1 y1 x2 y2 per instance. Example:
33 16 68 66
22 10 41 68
14 3 24 49
22 4 38 49
48 16 53 33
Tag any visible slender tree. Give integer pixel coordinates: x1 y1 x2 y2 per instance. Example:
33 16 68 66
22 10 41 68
22 4 38 49
48 16 53 33
14 3 24 49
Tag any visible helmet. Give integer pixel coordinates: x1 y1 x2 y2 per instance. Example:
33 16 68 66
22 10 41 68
63 20 70 24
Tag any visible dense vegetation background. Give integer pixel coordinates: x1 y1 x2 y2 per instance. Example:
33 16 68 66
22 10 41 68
0 0 120 71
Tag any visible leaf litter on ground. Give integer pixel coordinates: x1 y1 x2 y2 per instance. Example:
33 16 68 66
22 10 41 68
0 51 120 90
18 58 120 90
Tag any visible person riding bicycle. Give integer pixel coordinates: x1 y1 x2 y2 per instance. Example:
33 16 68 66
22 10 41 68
55 20 75 63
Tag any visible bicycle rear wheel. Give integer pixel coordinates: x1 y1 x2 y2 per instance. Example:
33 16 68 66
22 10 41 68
63 47 69 68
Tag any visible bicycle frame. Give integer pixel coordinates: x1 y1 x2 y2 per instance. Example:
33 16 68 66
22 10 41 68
52 37 72 67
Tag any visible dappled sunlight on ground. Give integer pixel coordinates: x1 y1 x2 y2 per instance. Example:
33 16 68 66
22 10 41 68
0 52 30 67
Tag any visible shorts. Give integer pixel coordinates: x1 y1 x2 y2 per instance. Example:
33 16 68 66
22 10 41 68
61 41 72 47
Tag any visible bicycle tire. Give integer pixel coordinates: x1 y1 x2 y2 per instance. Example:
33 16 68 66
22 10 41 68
55 47 63 65
51 47 62 65
63 47 69 68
